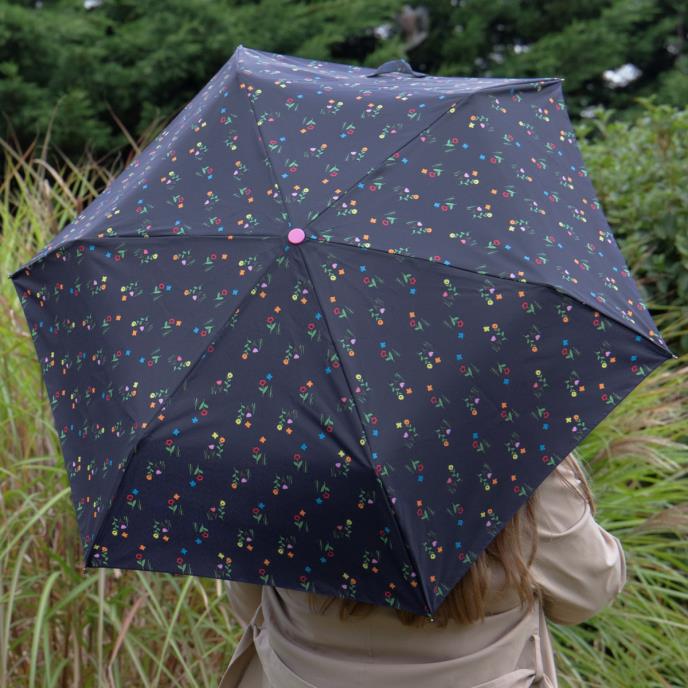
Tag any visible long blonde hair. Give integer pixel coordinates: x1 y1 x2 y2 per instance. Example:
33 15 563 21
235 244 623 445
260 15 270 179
306 451 595 628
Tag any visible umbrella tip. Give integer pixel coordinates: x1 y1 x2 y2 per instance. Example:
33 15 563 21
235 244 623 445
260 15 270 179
287 227 306 245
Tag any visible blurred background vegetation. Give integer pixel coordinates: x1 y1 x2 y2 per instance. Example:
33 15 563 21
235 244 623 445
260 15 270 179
1 1 687 687
1 0 687 158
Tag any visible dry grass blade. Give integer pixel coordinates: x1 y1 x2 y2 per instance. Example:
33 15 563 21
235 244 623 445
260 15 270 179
634 503 688 533
107 593 149 688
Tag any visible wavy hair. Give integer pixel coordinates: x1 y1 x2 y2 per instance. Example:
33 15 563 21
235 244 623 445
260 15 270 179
305 451 595 628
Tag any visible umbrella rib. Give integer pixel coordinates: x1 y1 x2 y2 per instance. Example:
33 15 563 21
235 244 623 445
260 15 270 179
302 101 460 232
83 244 284 567
234 57 298 232
298 245 435 616
302 78 563 233
312 238 675 360
7 235 282 279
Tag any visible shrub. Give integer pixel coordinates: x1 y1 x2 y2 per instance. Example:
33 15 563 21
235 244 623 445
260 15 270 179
576 98 688 353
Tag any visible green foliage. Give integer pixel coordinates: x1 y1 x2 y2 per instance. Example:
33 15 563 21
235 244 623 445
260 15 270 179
415 0 687 118
0 0 403 163
0 128 687 687
575 98 688 353
1 0 686 164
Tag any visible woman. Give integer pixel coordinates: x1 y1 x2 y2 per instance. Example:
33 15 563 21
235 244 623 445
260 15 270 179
218 451 626 687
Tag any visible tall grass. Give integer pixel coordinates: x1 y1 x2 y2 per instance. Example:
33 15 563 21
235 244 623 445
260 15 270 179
1 126 686 688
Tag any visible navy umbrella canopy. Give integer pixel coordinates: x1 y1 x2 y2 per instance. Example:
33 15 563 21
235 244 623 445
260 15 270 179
9 45 676 617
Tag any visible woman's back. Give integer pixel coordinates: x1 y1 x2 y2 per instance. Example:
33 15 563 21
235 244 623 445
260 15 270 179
219 455 627 688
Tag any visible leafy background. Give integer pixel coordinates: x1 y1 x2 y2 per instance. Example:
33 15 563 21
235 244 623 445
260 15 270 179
1 1 686 686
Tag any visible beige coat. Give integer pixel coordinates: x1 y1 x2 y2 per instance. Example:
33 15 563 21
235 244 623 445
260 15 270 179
218 458 627 688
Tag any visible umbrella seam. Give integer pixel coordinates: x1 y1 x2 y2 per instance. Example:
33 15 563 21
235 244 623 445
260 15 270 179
303 79 563 233
311 238 675 360
7 235 282 280
298 244 435 616
82 247 284 567
234 51 298 233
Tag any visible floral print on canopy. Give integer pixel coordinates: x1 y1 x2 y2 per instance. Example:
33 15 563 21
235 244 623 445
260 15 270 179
9 45 675 616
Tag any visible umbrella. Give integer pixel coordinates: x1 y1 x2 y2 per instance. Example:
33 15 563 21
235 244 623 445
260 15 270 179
8 45 677 618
